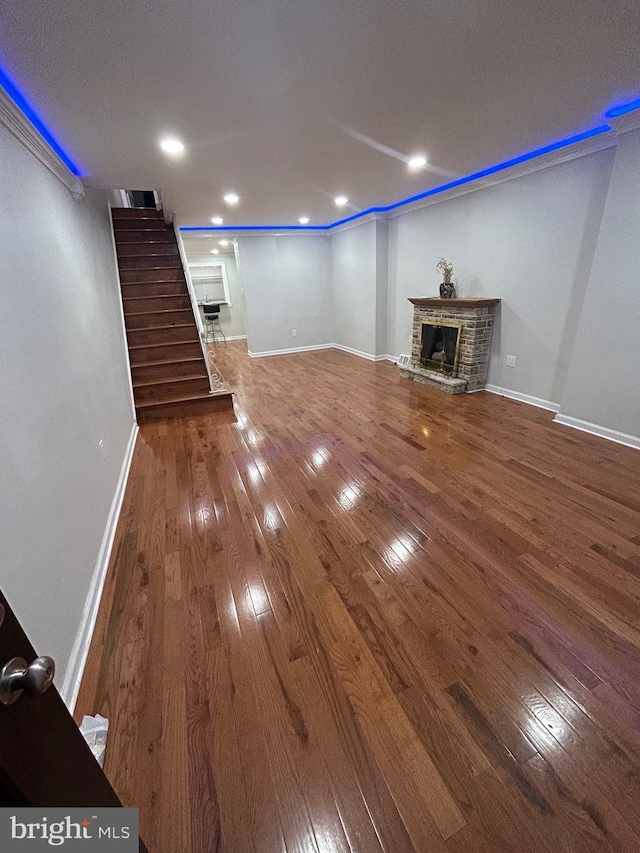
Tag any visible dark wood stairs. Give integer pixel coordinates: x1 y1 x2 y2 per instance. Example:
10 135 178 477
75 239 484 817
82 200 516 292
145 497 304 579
112 208 232 422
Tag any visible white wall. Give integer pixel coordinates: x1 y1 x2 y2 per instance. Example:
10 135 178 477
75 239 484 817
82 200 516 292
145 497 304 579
220 251 246 338
387 148 615 406
331 221 378 356
329 219 390 359
375 220 389 358
185 251 247 339
558 127 640 440
230 135 637 445
0 123 135 684
236 234 332 355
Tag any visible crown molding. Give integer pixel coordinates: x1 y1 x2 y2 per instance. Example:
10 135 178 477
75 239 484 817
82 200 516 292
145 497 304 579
0 87 84 199
610 112 640 136
386 129 615 220
329 211 380 235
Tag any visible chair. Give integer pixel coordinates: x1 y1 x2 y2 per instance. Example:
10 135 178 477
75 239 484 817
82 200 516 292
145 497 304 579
202 304 224 343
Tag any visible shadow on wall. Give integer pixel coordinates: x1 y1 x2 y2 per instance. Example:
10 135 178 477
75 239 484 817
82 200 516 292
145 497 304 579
549 154 615 404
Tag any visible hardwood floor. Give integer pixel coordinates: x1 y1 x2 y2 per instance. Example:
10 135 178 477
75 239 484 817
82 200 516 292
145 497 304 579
76 341 640 852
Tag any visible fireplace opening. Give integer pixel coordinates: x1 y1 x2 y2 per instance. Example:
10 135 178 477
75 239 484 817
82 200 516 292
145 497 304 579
420 321 462 376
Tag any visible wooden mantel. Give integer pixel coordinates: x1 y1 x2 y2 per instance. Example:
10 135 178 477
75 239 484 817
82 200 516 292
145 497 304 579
408 297 500 307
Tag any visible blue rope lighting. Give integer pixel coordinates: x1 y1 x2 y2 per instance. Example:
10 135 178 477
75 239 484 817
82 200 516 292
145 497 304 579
181 123 613 233
604 97 640 118
180 224 328 232
0 64 82 176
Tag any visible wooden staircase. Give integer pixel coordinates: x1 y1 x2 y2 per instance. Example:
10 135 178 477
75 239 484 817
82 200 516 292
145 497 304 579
112 208 233 422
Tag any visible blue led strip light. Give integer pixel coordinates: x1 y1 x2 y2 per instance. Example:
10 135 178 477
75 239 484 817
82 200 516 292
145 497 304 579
180 123 615 233
605 98 640 118
0 64 82 176
180 224 328 232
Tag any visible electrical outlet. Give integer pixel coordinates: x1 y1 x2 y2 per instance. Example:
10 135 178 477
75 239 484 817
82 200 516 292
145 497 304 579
506 355 517 367
98 439 107 459
292 329 298 337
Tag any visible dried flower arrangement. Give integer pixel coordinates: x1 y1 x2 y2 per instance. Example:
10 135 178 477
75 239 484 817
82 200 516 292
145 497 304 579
436 258 454 283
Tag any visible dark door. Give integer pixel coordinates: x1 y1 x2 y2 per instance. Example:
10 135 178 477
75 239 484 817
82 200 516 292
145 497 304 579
0 590 148 850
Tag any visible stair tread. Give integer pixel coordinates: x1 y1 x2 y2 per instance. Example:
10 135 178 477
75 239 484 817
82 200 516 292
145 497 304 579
121 279 186 285
123 294 189 301
115 237 173 242
136 389 230 408
129 329 200 349
132 355 203 367
118 255 179 261
118 264 182 270
113 223 166 229
124 308 193 317
128 322 194 331
114 225 170 229
133 372 208 388
128 337 200 350
112 209 162 215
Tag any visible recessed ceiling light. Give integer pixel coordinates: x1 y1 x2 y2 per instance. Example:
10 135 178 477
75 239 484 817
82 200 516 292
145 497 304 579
211 248 219 254
299 216 310 225
159 138 184 154
219 239 229 246
223 192 239 205
408 155 427 169
211 216 223 225
334 196 348 207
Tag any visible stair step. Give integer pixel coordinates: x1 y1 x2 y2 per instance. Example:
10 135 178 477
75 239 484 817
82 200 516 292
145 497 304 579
121 282 188 298
134 372 208 388
112 208 163 220
114 230 173 243
118 257 182 271
113 221 167 233
117 243 179 257
128 341 204 364
132 358 207 384
131 354 203 368
127 325 199 347
128 321 193 331
134 375 211 404
119 268 185 284
136 387 217 407
123 294 192 311
124 309 194 330
135 390 233 423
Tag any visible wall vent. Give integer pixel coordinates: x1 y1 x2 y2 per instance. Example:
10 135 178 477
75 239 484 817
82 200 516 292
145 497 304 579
397 353 410 366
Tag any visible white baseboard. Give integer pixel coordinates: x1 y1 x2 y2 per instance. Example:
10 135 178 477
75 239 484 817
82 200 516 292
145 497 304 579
60 421 139 713
333 345 396 363
484 384 560 413
249 343 397 362
224 334 247 341
553 414 640 450
333 343 378 361
248 343 334 358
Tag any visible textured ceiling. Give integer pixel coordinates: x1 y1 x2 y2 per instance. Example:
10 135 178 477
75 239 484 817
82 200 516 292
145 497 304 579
1 0 639 226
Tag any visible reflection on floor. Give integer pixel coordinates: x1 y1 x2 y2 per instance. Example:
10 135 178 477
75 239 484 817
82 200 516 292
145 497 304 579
77 341 640 852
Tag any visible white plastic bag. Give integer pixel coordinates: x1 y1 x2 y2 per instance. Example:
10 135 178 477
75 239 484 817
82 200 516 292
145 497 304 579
79 714 109 767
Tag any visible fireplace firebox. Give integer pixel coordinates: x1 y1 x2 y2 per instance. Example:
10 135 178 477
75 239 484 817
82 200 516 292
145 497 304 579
420 321 462 376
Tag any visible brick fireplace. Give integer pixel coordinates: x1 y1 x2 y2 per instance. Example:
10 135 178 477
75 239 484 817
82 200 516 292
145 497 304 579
399 298 500 394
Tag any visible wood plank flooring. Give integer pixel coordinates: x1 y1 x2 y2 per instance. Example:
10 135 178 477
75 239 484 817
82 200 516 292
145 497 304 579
76 342 640 852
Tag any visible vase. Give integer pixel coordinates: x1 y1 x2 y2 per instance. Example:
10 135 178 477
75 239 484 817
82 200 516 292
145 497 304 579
439 281 455 298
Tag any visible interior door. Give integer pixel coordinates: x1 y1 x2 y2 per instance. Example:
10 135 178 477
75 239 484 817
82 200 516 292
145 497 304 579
0 590 148 850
